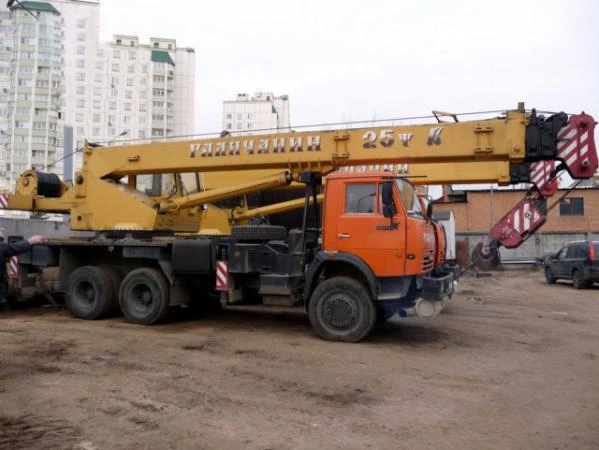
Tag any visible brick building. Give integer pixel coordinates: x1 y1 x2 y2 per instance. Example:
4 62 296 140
434 185 599 233
433 176 599 262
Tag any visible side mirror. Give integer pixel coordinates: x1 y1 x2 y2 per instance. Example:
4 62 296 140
381 182 395 218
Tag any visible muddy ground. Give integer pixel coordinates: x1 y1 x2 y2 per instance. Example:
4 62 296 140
0 270 598 450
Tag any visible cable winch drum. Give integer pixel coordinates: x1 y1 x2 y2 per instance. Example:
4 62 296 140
36 172 62 198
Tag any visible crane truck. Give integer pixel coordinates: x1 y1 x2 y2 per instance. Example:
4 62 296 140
1 106 596 341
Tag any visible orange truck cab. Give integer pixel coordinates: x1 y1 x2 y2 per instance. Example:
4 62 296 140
296 172 454 340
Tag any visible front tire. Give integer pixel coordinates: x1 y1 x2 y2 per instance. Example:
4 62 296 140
119 268 171 324
65 266 115 320
308 276 376 342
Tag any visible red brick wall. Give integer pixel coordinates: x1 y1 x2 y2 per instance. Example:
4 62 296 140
435 189 599 233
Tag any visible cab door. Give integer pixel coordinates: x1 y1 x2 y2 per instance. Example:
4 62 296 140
327 180 407 277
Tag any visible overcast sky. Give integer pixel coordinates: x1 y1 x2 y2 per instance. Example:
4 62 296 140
98 0 598 136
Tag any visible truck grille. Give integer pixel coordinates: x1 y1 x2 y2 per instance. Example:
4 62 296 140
422 254 434 272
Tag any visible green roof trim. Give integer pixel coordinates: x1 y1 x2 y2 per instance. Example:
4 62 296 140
12 1 61 15
151 50 175 66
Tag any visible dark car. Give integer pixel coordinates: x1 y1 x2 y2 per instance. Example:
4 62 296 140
544 241 599 288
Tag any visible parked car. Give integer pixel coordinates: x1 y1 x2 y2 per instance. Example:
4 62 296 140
544 241 599 288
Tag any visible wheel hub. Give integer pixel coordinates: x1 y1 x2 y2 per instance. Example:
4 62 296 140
131 284 152 312
325 296 355 328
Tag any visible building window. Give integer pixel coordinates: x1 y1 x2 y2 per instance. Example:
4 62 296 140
345 184 376 214
76 46 86 55
94 87 102 96
76 99 85 108
139 103 147 112
138 130 146 139
226 123 232 130
125 90 133 99
112 63 120 72
124 103 132 111
129 51 136 59
75 113 84 122
93 127 100 136
109 102 116 110
76 86 85 95
226 114 232 119
128 65 135 73
77 18 86 28
76 72 85 82
113 49 120 58
126 78 134 87
76 127 85 135
77 32 85 41
559 198 584 216
76 59 85 68
93 114 101 122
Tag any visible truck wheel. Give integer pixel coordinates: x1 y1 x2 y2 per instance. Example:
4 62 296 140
231 225 287 242
119 268 170 324
572 270 587 289
97 265 123 313
308 276 376 342
65 266 115 320
545 267 556 284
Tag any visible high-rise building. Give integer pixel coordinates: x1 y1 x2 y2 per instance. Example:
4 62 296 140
222 92 290 136
69 35 196 171
0 0 196 189
0 1 64 188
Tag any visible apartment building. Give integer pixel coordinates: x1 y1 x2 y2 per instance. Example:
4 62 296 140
0 1 63 187
222 92 290 136
0 0 196 188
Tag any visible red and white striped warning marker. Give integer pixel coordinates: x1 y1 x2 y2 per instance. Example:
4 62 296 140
8 256 18 278
215 261 228 291
0 194 8 209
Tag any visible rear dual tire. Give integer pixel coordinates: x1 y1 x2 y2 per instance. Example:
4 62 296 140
66 265 171 325
119 268 171 325
66 266 118 320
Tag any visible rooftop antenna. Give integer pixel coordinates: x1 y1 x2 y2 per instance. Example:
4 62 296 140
6 0 40 20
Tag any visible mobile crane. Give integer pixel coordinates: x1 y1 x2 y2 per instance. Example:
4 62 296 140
1 106 596 341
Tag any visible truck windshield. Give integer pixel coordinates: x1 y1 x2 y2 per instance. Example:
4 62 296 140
395 178 425 217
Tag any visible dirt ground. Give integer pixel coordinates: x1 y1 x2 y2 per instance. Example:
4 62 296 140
1 270 598 450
